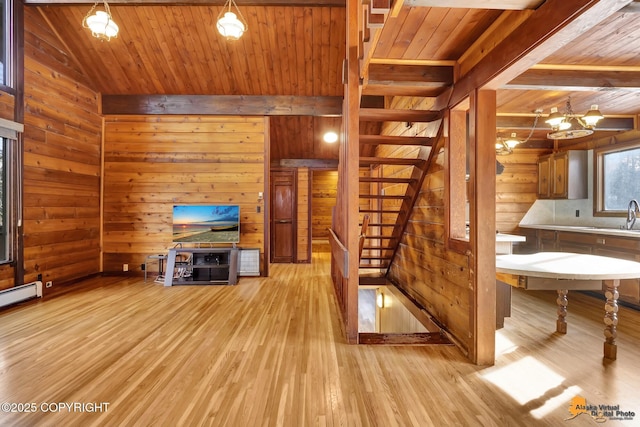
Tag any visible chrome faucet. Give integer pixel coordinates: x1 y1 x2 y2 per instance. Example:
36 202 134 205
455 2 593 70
626 199 639 230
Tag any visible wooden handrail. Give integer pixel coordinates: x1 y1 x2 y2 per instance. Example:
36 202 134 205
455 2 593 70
359 214 370 258
328 228 349 279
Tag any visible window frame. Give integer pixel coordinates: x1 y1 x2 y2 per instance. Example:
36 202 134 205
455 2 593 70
0 0 14 90
594 140 640 217
0 119 23 265
0 137 7 262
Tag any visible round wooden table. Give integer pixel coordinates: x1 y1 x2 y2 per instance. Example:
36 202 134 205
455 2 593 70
496 252 640 361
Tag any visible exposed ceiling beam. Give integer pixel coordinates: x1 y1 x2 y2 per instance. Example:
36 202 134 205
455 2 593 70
362 84 448 97
25 0 345 5
496 115 635 131
276 159 339 168
451 0 634 108
368 58 456 67
505 69 640 91
102 95 343 116
532 63 640 72
402 0 544 9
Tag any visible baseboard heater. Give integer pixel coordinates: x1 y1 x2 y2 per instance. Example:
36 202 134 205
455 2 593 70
0 281 43 309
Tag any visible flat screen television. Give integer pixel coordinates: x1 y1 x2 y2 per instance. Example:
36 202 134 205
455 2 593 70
172 204 240 244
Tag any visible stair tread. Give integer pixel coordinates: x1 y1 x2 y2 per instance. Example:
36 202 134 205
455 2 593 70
359 177 415 183
360 157 421 166
359 134 434 146
359 108 442 123
359 209 401 213
359 194 409 199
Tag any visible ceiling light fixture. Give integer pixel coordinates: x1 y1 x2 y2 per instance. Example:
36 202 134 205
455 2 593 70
217 0 248 40
323 131 338 144
545 97 604 140
496 110 542 156
82 1 119 41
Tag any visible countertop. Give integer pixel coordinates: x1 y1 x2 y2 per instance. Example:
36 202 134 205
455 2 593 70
496 252 640 280
496 233 526 243
520 224 640 239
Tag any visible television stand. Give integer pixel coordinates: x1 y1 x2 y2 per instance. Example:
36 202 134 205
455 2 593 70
163 247 239 286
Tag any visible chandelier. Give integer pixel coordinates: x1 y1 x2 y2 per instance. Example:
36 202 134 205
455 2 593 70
217 0 248 40
82 1 119 41
496 110 542 155
545 98 604 140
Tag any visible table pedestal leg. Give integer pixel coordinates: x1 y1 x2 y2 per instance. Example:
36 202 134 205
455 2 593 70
556 289 568 334
603 279 619 360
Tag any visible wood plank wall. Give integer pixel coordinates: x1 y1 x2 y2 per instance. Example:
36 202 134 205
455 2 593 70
0 92 14 121
270 116 341 160
383 96 472 353
102 115 267 275
311 170 338 243
297 167 310 262
19 8 102 292
496 149 545 237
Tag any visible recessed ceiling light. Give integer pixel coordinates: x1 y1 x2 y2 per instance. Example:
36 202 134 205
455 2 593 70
323 131 338 143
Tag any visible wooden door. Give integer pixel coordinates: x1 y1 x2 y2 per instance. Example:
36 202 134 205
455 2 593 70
271 169 297 263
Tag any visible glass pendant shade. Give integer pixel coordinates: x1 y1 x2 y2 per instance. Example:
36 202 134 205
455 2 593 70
545 107 564 127
504 133 520 149
217 11 246 40
582 105 604 127
82 2 119 41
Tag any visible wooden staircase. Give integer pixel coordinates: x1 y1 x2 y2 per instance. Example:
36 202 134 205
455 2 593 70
356 0 449 280
358 108 442 277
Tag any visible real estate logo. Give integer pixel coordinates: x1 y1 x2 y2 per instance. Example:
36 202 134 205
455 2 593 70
566 396 636 423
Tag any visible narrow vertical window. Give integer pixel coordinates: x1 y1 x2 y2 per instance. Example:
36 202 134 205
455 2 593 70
0 137 6 261
0 0 5 86
0 0 12 87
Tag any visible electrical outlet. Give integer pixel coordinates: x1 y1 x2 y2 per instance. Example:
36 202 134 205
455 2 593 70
45 281 53 288
123 263 129 272
576 209 580 217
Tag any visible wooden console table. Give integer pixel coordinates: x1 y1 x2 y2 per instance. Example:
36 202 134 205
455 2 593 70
496 252 640 360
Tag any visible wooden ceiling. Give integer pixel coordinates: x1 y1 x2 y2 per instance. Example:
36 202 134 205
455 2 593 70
26 0 640 155
35 4 345 97
360 0 640 145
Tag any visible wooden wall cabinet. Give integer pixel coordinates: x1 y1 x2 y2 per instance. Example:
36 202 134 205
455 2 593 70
537 151 587 199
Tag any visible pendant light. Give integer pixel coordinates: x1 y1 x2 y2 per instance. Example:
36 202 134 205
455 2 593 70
217 0 248 40
82 1 119 41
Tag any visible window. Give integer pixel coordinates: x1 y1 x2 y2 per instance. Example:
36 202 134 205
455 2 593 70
0 119 22 264
1 0 12 88
0 0 5 85
0 137 6 261
595 143 640 215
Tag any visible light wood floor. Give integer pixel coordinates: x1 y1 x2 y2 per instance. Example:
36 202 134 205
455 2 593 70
1 252 639 426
